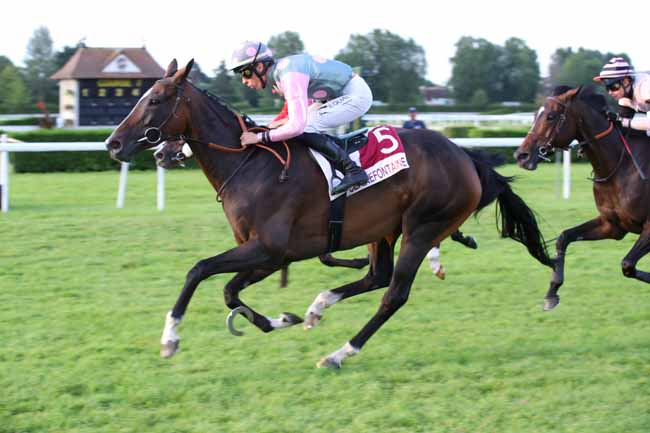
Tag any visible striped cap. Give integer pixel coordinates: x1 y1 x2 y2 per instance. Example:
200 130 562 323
593 57 635 82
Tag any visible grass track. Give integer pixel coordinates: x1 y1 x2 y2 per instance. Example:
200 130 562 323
1 163 649 433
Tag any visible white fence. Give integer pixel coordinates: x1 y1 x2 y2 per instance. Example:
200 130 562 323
0 134 572 213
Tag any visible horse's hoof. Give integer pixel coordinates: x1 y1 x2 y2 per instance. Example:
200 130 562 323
160 340 179 358
316 356 341 369
435 266 446 280
303 312 322 330
543 296 560 311
280 312 303 325
466 237 478 249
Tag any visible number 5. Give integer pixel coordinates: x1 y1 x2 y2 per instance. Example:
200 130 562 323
373 127 399 154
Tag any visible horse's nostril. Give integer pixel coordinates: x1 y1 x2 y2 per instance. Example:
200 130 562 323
154 152 164 160
108 140 122 151
516 152 529 161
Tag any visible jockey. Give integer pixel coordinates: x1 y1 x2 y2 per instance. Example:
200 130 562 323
594 57 650 134
230 41 371 194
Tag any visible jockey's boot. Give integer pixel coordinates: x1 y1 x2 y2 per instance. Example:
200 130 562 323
300 132 368 195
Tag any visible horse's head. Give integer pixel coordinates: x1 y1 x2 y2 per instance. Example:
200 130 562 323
154 139 192 169
106 59 195 162
514 86 581 170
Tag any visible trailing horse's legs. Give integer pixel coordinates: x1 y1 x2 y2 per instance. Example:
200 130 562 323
317 227 435 368
304 239 394 329
545 217 625 311
620 222 650 283
451 230 478 249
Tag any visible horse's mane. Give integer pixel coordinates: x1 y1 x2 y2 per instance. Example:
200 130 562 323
187 80 257 130
577 85 609 114
552 85 573 96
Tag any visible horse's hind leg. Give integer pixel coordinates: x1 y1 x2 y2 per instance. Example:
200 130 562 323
621 222 650 283
304 239 394 329
317 226 436 368
544 217 624 311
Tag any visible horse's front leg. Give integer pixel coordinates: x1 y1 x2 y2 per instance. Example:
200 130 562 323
620 221 650 283
160 239 283 358
545 217 625 310
223 269 303 336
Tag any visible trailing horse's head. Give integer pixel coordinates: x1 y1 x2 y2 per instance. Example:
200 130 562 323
514 86 581 170
106 59 194 162
154 138 191 169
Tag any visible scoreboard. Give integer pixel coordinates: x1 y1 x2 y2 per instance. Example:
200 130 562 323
77 78 156 125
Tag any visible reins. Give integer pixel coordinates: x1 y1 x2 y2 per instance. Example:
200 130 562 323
581 120 646 182
180 86 293 201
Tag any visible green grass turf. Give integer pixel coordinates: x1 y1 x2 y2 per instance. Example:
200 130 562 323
1 162 649 433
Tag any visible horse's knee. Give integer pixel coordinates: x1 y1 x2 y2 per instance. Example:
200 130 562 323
555 232 568 251
381 289 409 313
186 263 206 282
621 260 636 278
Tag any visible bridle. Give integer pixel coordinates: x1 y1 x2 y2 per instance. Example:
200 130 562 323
536 96 570 160
137 83 189 146
536 94 645 182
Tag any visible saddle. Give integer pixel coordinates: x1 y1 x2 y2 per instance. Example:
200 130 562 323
331 128 369 154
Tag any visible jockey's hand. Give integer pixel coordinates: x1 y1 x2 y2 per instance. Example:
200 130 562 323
240 131 259 147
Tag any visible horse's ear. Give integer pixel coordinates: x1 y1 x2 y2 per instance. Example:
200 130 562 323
165 59 178 78
173 59 194 84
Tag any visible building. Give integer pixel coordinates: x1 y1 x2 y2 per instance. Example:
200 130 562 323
50 47 164 127
419 85 455 106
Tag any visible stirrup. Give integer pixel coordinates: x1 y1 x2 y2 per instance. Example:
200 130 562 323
331 172 368 195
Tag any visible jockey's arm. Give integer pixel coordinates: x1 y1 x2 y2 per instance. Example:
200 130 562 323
618 80 650 132
256 72 310 143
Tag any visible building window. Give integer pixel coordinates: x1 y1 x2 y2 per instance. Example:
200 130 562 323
115 88 124 97
131 88 141 97
98 89 107 97
81 88 89 97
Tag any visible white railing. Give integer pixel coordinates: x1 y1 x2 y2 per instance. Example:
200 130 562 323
0 134 571 213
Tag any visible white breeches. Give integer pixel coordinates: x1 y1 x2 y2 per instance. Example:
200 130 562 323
304 75 373 134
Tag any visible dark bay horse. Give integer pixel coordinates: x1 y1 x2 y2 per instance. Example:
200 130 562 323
515 85 650 310
106 59 552 368
153 138 481 284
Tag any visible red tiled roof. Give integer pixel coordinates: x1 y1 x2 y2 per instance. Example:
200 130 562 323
50 47 164 80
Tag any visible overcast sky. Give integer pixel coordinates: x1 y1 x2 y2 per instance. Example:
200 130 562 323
3 0 647 85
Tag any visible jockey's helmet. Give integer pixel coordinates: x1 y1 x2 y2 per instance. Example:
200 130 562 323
230 41 274 73
593 57 635 85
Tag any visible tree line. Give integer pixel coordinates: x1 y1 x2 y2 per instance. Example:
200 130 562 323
0 26 633 114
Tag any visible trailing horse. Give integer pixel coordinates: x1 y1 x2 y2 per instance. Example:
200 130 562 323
106 59 552 368
515 85 650 310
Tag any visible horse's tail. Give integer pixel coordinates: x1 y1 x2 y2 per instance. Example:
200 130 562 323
467 153 554 268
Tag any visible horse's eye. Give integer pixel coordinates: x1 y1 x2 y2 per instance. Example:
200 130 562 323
547 112 557 121
150 98 161 106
